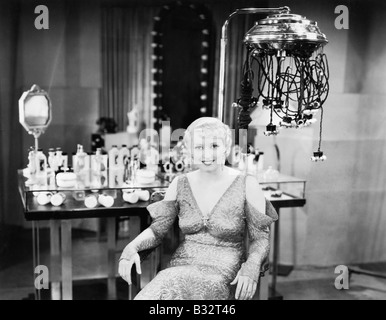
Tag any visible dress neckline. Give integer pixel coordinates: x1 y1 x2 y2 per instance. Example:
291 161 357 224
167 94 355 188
185 173 242 220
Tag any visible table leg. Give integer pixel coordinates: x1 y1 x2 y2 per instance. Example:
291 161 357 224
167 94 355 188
61 220 72 300
32 221 40 300
107 217 117 300
271 207 280 296
50 220 61 300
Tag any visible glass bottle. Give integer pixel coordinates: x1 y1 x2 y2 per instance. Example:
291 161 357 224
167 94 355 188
35 149 48 186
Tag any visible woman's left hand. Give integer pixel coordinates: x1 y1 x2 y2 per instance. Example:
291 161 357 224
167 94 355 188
230 271 257 300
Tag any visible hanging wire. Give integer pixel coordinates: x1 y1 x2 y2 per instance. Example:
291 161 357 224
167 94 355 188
318 107 324 152
249 53 329 118
235 43 329 159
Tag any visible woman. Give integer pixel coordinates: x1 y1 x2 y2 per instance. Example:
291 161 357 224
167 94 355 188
118 117 278 300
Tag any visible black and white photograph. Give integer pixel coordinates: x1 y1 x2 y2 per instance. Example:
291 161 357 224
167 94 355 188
0 0 386 305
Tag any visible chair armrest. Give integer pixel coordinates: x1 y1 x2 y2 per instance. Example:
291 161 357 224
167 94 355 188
138 245 161 262
260 259 270 278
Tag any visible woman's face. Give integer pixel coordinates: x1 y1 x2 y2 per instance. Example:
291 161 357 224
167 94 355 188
190 129 227 172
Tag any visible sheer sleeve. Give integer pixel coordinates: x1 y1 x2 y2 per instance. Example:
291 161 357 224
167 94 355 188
147 200 178 239
119 200 178 262
239 198 278 282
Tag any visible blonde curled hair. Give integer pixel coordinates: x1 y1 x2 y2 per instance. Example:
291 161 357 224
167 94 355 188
183 117 233 157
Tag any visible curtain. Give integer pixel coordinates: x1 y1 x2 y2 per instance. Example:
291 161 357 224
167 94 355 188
101 5 156 131
0 1 22 230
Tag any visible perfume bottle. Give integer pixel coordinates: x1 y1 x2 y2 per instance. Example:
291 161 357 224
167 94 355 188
100 151 108 187
48 148 57 171
108 145 119 169
55 147 64 171
130 158 139 183
74 144 89 187
118 144 130 182
108 145 121 187
74 144 87 173
119 145 130 167
91 148 103 188
61 152 68 171
35 149 48 186
26 147 37 185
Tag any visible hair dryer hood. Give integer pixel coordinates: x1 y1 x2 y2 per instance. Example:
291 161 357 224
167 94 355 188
244 13 328 57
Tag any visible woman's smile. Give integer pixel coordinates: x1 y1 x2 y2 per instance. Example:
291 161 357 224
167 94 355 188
202 160 215 166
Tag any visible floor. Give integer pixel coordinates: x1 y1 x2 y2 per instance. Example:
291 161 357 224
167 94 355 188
1 223 386 300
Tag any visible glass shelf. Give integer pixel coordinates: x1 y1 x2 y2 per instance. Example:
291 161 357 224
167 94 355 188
18 169 171 192
258 173 306 200
17 168 306 220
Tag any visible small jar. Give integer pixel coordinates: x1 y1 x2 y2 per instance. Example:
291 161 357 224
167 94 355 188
50 192 66 206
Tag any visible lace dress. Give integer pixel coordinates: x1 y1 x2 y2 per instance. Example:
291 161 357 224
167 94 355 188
134 173 278 300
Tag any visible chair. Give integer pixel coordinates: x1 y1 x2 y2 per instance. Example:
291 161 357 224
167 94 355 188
253 259 270 300
128 218 274 300
244 230 271 300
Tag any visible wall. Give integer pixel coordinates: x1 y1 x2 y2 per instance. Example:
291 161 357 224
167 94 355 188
0 1 23 227
251 0 386 266
17 0 101 160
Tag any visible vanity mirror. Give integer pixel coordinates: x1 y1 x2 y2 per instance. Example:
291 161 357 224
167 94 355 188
19 84 52 151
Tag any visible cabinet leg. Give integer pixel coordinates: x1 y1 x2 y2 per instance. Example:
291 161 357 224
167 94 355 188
32 221 41 300
50 220 61 300
61 220 72 300
107 217 117 300
271 208 280 296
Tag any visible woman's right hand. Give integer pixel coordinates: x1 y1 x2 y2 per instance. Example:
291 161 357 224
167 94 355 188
118 253 141 285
